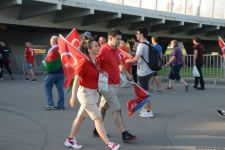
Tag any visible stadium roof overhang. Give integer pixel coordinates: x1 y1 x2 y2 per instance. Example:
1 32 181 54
0 0 224 41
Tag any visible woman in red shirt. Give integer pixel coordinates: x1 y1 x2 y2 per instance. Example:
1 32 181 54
64 39 120 150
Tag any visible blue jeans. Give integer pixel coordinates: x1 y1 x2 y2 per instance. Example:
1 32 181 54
44 73 64 108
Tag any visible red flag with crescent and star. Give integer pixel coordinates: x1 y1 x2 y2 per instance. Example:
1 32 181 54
58 34 89 88
66 28 80 49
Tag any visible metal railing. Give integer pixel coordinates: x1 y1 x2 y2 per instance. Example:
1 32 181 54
159 54 224 80
6 54 225 80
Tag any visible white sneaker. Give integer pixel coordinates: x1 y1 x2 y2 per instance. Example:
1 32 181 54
106 142 120 150
64 137 83 149
139 111 154 118
139 108 147 114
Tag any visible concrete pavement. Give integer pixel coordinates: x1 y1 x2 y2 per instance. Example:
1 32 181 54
0 75 225 150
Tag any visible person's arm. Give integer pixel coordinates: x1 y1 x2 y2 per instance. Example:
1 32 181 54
69 75 81 109
193 49 198 65
119 63 131 80
165 56 176 67
125 54 141 63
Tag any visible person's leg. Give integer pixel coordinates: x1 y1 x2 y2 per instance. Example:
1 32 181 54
4 59 13 78
68 114 86 138
94 118 110 144
168 66 175 88
194 76 198 87
0 59 3 79
99 95 109 120
55 73 65 109
149 76 155 90
131 65 137 83
138 74 153 113
30 68 36 80
101 86 126 132
196 64 205 89
44 74 55 107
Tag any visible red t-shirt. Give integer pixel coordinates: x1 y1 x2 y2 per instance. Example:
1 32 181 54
194 44 204 63
97 44 120 85
76 59 98 89
25 47 35 64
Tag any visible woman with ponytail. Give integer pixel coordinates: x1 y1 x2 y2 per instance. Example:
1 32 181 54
64 39 120 150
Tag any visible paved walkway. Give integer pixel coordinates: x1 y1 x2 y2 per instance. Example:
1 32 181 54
0 75 225 150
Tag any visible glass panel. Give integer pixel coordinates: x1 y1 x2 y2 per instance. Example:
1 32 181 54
200 0 214 17
172 0 186 14
104 0 123 4
124 0 140 7
186 0 200 16
157 0 172 12
213 0 225 19
141 0 157 10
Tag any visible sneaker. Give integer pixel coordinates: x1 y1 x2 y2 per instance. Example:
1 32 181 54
32 79 37 82
106 142 120 150
64 137 83 149
139 111 154 118
93 128 110 138
196 87 205 90
193 85 197 88
24 78 29 81
139 108 147 114
217 110 225 118
122 131 137 143
166 87 173 90
44 106 56 110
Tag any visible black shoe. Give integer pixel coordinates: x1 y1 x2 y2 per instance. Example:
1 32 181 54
24 78 29 81
193 85 197 88
93 128 99 137
196 87 205 90
93 128 110 137
32 79 37 82
122 131 137 143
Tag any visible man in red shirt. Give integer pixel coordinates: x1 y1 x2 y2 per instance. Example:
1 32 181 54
24 42 36 81
93 28 136 143
193 37 205 90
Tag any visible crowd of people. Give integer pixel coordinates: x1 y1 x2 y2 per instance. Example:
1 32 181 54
1 27 215 150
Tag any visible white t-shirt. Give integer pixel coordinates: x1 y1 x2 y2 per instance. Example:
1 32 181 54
136 40 153 76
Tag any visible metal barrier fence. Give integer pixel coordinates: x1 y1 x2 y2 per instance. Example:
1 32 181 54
159 54 224 80
10 54 46 74
7 54 225 80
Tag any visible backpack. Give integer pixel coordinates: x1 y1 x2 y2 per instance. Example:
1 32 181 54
141 42 161 71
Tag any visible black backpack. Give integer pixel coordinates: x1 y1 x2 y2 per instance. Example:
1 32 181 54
141 42 162 71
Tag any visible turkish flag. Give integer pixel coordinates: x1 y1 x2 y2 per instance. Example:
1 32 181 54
218 36 225 58
66 28 80 49
119 48 132 73
58 34 88 88
127 84 150 116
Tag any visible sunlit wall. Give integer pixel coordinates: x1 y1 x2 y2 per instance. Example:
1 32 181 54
96 0 225 19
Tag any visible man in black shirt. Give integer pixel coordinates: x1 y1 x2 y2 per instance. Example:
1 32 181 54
0 42 13 80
